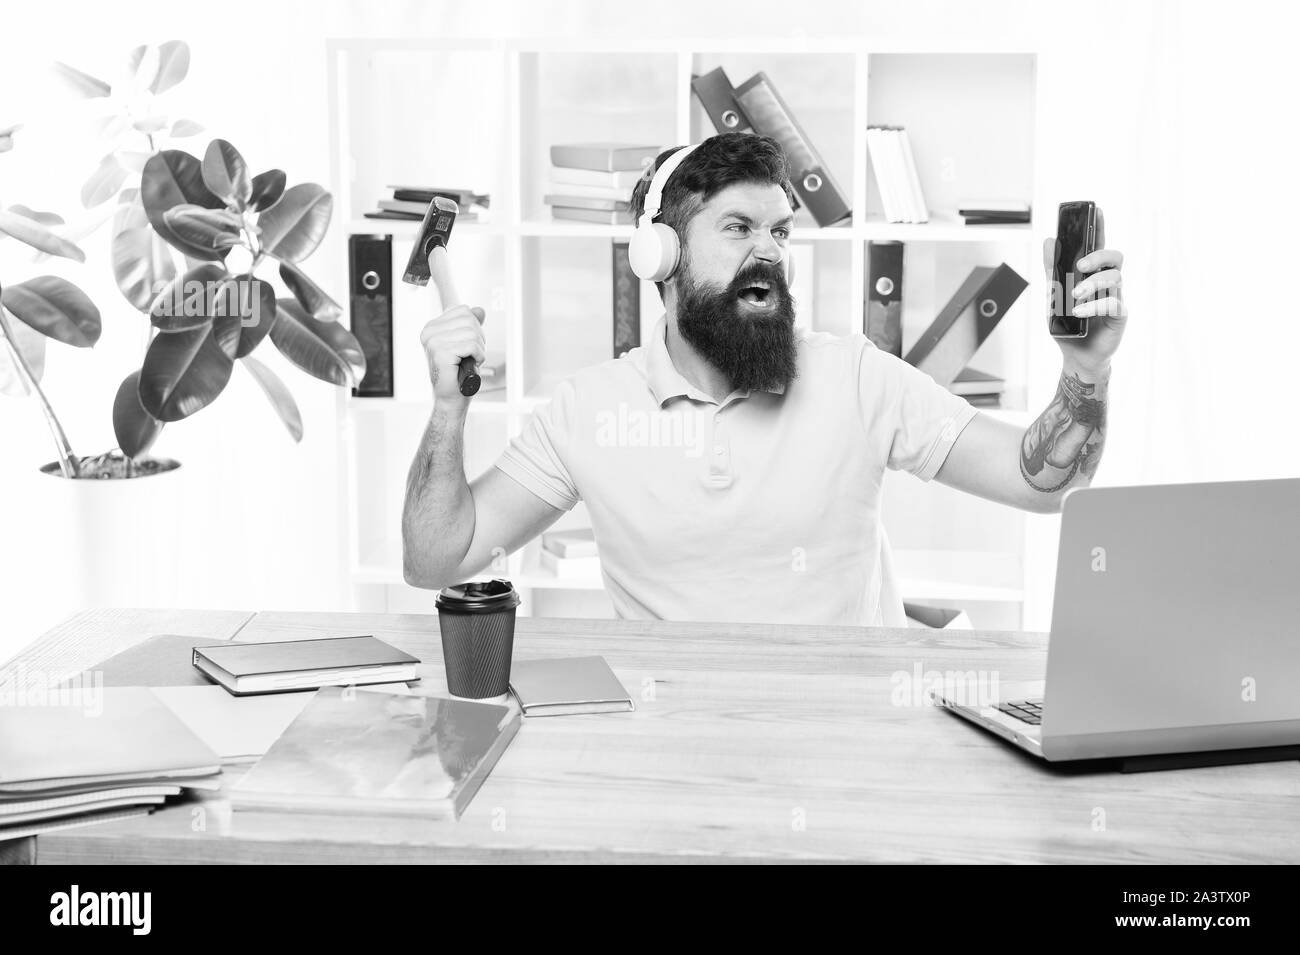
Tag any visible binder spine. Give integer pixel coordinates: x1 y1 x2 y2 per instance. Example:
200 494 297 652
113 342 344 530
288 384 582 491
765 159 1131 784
612 239 640 358
349 234 394 397
691 67 754 134
865 241 904 357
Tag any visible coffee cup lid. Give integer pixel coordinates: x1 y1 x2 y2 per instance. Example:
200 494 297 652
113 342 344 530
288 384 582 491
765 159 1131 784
435 578 521 613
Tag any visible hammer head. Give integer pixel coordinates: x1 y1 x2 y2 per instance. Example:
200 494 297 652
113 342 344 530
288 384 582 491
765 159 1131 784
401 196 459 286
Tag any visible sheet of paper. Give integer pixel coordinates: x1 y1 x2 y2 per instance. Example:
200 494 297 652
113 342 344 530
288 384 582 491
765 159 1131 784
151 684 412 762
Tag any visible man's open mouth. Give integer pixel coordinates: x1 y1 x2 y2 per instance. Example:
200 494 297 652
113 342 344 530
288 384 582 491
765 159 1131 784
737 280 773 308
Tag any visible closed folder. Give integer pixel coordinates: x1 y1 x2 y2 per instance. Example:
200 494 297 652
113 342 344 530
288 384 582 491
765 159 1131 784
734 72 851 227
903 264 1027 387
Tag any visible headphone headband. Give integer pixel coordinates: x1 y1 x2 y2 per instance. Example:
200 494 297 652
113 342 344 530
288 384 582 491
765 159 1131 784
640 143 700 224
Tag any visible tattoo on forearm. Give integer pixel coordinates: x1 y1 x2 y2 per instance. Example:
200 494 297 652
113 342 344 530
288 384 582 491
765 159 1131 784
1020 371 1108 493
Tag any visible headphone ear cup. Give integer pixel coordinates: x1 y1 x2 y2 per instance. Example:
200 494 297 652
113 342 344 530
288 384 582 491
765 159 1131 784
629 222 680 283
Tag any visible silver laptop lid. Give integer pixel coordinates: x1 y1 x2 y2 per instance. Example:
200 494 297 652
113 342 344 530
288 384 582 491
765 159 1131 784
1041 478 1300 760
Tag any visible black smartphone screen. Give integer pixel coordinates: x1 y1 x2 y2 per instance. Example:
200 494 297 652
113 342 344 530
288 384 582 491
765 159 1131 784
1049 201 1097 338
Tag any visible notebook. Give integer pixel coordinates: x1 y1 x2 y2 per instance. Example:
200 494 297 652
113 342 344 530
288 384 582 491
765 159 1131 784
192 636 420 695
232 687 520 820
508 656 635 717
0 784 181 816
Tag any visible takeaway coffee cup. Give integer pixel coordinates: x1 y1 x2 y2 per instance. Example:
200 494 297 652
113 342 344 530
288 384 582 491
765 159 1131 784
434 578 521 702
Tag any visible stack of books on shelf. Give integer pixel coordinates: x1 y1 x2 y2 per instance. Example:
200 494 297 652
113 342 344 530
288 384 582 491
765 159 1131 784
364 185 491 223
950 367 1005 407
539 527 600 578
546 143 660 226
866 126 929 224
957 199 1031 226
0 686 222 840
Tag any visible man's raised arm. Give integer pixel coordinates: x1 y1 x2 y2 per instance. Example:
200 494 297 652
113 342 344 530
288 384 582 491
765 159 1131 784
935 245 1126 513
401 302 563 588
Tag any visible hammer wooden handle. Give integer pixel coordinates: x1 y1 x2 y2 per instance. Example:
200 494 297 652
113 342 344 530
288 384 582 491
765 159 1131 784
428 244 481 397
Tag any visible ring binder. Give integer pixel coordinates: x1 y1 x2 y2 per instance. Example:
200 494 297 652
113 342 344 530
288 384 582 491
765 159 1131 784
903 263 1027 388
733 72 851 227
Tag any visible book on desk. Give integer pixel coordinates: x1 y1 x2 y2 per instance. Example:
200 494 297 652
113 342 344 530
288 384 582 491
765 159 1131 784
192 635 420 695
508 656 634 717
232 687 520 820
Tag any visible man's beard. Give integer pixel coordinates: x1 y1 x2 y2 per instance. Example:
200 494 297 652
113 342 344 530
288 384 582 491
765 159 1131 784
674 256 798 394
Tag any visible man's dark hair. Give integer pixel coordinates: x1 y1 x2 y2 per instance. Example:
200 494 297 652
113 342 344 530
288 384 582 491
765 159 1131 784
629 133 796 297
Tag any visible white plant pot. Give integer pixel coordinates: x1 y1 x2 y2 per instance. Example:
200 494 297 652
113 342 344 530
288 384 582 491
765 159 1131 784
27 459 187 613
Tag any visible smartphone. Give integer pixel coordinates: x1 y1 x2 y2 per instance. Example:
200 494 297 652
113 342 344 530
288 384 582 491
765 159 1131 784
1049 200 1102 338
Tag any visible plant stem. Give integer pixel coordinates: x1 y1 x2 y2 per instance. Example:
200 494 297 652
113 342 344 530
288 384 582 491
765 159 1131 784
0 305 79 478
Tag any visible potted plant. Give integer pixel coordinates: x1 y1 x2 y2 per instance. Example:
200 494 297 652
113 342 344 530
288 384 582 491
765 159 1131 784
0 125 180 612
48 40 364 460
1 46 365 612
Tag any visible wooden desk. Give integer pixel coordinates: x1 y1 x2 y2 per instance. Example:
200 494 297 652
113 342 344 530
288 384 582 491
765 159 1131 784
5 608 1300 864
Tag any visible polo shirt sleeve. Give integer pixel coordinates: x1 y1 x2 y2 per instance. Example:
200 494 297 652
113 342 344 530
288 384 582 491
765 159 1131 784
857 337 981 482
493 377 581 510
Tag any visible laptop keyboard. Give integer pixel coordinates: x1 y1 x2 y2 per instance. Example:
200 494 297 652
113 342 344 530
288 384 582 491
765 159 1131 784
994 698 1044 725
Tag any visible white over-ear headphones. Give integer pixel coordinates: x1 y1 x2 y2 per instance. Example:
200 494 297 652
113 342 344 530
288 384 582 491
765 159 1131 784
628 144 699 283
627 142 795 287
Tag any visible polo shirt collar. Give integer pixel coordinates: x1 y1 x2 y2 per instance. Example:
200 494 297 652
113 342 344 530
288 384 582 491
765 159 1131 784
645 313 787 407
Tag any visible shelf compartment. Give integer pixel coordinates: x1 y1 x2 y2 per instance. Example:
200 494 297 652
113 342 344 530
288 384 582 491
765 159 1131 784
336 46 511 225
865 53 1036 226
519 50 678 224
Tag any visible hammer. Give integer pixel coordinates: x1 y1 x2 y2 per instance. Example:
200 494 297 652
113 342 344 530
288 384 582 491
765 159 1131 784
401 196 480 396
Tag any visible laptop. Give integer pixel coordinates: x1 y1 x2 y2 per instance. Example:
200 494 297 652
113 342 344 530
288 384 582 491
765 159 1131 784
934 477 1300 763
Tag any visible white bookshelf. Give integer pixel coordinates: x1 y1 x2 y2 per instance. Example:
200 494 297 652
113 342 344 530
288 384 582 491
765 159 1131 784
327 38 1055 629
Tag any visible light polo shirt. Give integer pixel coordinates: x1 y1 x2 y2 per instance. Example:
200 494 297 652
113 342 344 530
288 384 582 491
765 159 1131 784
493 314 979 627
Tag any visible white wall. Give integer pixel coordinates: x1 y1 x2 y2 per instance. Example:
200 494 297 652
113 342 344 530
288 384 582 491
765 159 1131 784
2 0 1297 660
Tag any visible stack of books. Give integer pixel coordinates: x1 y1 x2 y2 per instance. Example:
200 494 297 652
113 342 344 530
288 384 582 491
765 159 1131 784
950 367 1005 407
957 200 1031 226
539 527 600 578
546 144 660 225
866 126 929 224
364 186 490 223
0 686 222 839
